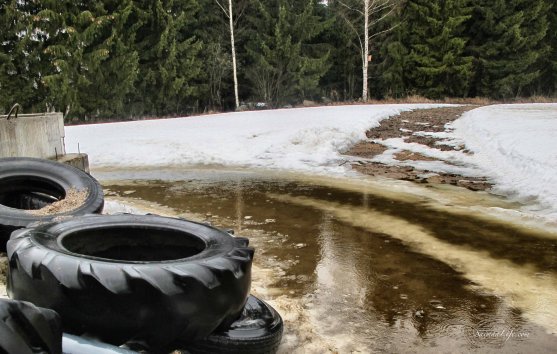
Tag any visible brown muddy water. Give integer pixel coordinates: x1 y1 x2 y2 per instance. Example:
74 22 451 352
96 168 557 354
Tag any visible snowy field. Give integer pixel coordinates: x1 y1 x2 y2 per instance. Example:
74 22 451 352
453 104 557 218
66 103 557 220
66 104 443 172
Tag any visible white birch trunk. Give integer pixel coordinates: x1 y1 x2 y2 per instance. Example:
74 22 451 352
362 0 369 101
229 0 240 109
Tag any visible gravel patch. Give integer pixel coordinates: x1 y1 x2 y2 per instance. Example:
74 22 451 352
27 188 88 215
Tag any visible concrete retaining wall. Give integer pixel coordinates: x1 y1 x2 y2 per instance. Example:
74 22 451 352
56 153 90 173
0 112 65 159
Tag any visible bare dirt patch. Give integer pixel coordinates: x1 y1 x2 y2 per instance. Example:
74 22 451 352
394 150 437 161
346 106 493 191
349 141 388 157
365 106 475 148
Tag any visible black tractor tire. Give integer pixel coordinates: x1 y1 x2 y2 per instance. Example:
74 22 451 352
183 295 283 354
0 299 62 354
7 214 253 350
0 157 104 250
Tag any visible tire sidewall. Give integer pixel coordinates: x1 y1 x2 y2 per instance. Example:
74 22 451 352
7 214 253 348
0 157 104 228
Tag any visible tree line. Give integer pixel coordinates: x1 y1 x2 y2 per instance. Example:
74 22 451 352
1 0 555 121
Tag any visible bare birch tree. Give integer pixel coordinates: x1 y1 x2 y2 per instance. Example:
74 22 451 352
335 0 398 101
215 0 248 110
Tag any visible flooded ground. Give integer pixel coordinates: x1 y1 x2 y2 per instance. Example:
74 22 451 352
97 168 557 353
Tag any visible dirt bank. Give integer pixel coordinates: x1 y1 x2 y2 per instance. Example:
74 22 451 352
345 106 492 191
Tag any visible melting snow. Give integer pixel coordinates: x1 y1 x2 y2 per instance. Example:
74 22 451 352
66 103 557 220
451 104 557 218
65 104 445 173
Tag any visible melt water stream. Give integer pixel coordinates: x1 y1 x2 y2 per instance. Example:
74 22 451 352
96 168 557 353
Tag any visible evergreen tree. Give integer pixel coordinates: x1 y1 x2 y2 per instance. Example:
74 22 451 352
548 2 557 95
0 1 47 113
194 0 250 111
34 1 139 119
321 2 362 101
404 0 473 98
244 0 331 105
538 2 556 95
78 1 139 119
374 1 409 98
194 0 228 110
376 30 409 98
129 0 203 117
468 0 549 98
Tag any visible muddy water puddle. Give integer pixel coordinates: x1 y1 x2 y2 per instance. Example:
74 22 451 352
99 169 557 353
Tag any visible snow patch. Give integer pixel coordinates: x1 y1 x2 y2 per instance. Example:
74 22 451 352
371 138 484 177
451 104 557 218
66 103 557 221
66 104 446 174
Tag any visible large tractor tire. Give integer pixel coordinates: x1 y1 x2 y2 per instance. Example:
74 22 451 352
0 157 104 250
7 214 253 350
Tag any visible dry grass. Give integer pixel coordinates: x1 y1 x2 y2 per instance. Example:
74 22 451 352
330 95 557 106
67 95 556 125
510 95 557 103
0 255 7 284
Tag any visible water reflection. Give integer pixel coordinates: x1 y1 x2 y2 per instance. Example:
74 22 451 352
103 169 557 353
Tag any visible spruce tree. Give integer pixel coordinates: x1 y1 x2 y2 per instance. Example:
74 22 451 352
0 0 23 112
404 0 473 98
129 0 203 117
538 2 556 95
194 0 228 110
244 0 331 105
321 2 363 101
468 0 549 98
35 1 140 119
374 1 409 99
194 0 250 110
0 1 47 113
549 2 557 95
376 31 408 98
78 1 139 119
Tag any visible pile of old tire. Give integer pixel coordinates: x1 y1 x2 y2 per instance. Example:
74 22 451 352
0 298 62 354
0 298 137 354
0 157 104 250
7 214 283 353
181 294 283 354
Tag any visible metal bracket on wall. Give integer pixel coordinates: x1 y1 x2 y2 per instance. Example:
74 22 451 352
6 103 21 120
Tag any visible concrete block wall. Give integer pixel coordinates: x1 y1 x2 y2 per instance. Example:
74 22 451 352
0 112 66 159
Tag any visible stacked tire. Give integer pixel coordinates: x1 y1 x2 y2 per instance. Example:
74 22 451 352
1 157 283 353
0 157 104 250
184 295 284 354
0 299 62 354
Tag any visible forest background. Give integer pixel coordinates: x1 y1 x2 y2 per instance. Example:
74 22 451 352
1 0 555 121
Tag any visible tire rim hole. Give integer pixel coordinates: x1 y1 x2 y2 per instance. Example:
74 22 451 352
61 226 206 261
0 176 66 210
